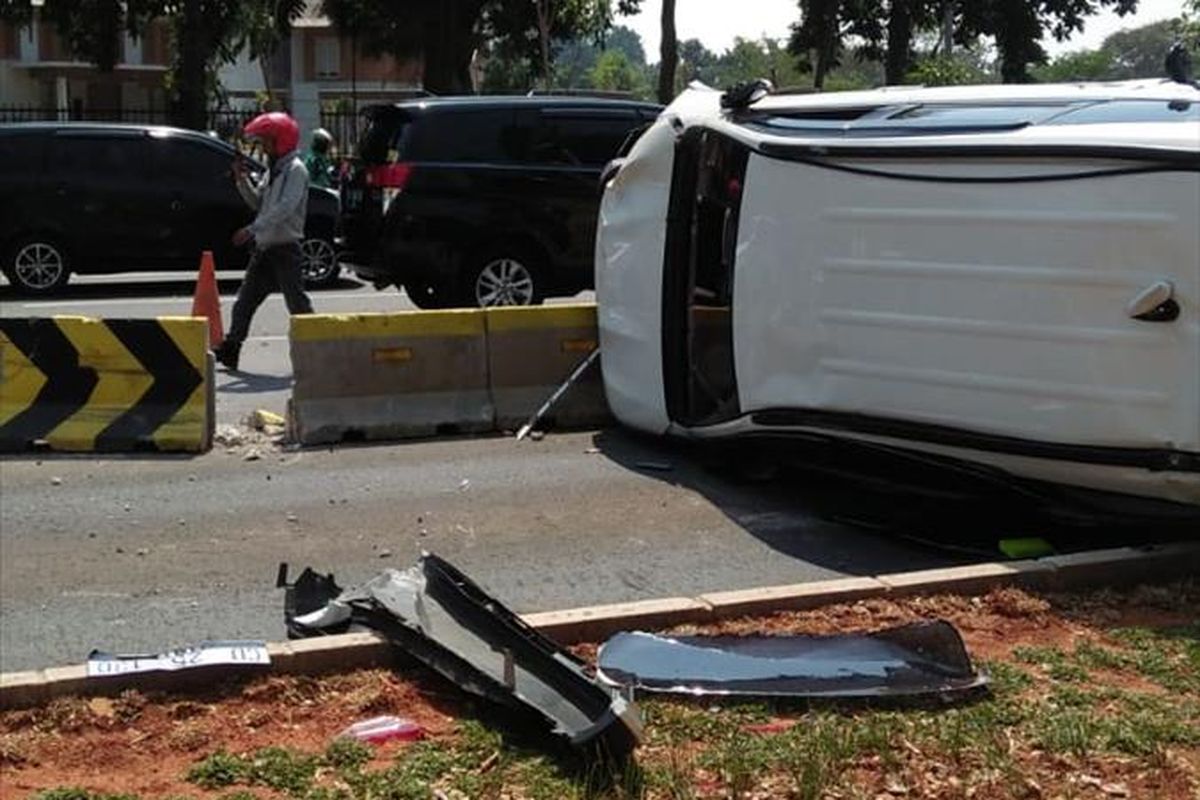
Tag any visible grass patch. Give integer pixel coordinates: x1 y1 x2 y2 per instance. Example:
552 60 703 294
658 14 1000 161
21 606 1200 800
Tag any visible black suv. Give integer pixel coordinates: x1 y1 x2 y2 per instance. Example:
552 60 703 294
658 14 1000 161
0 123 341 294
341 96 660 308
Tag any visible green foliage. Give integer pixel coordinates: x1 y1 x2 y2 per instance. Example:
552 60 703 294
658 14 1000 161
906 53 988 85
34 791 140 800
589 49 650 94
187 750 248 789
325 736 373 772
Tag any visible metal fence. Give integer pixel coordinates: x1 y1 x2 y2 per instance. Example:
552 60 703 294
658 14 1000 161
318 108 367 156
0 107 262 141
3 105 380 154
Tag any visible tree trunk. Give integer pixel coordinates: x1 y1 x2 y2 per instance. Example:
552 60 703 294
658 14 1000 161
941 0 954 57
657 0 677 104
419 0 477 94
884 0 912 85
536 0 553 90
174 0 208 130
260 52 275 110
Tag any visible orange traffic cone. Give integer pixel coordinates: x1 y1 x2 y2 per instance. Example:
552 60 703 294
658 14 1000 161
192 251 225 349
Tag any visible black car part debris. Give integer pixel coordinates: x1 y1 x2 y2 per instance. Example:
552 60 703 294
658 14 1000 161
596 621 988 698
279 555 642 756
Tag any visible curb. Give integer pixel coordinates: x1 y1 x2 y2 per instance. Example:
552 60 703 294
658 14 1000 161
2 541 1196 710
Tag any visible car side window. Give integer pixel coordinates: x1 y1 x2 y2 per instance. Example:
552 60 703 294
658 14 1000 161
151 139 233 187
531 112 641 167
50 135 146 181
409 110 522 163
0 135 43 177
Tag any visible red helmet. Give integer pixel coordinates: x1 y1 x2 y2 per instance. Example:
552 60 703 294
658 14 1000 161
243 112 300 157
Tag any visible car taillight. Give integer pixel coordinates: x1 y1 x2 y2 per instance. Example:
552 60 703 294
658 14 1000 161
365 162 414 190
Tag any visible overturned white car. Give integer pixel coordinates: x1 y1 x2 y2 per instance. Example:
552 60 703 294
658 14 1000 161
596 78 1200 518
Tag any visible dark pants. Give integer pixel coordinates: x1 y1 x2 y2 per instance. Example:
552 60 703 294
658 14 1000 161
226 243 313 346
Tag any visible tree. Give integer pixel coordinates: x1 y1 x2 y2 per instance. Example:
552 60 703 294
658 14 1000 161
788 0 845 88
1104 18 1184 77
678 38 719 85
607 25 647 64
590 47 648 93
958 0 1140 82
657 0 677 103
0 0 302 128
323 0 640 95
241 0 308 108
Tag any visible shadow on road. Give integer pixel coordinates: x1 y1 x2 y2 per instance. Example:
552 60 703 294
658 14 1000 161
0 275 365 302
588 427 1194 571
588 428 972 576
218 371 294 393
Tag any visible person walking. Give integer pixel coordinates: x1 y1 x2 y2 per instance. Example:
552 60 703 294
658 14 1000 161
303 128 337 189
215 111 313 371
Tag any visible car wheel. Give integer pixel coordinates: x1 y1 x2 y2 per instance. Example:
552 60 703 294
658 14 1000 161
404 279 456 309
4 238 71 294
300 237 340 287
468 252 541 308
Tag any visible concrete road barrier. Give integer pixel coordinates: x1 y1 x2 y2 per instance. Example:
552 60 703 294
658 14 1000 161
289 311 493 445
288 304 612 444
0 316 212 453
485 304 611 431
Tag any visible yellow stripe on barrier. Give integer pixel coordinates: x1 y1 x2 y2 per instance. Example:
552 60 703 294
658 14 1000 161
292 311 485 342
0 332 48 430
48 317 154 450
485 304 597 334
153 318 209 451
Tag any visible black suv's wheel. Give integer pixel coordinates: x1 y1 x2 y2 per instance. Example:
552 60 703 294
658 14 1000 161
466 251 542 308
3 237 72 294
300 237 340 287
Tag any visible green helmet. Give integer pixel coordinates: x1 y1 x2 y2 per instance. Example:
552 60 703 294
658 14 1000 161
311 127 333 153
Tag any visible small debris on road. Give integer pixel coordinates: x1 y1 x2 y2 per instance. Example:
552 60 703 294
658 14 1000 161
378 549 393 559
286 513 299 524
136 548 149 557
50 476 62 486
458 479 471 491
215 424 246 448
529 431 545 441
248 409 286 430
242 447 263 462
585 447 600 454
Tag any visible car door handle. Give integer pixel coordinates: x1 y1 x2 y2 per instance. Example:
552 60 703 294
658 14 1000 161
1127 280 1179 322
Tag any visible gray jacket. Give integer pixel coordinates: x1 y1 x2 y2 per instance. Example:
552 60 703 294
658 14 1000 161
236 150 309 247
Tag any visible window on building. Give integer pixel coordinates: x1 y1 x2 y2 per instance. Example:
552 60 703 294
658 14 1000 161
315 37 340 79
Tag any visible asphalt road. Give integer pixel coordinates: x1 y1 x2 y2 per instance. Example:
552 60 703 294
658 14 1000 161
0 428 967 672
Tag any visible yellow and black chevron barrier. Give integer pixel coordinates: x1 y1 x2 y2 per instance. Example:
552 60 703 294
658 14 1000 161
0 317 213 453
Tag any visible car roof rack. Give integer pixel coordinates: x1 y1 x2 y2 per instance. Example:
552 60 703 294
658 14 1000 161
525 88 639 100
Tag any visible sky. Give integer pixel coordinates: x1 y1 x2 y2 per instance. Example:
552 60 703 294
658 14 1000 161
624 0 1189 63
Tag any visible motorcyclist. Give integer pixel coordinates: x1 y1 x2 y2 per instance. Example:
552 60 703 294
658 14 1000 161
303 127 337 190
214 111 313 371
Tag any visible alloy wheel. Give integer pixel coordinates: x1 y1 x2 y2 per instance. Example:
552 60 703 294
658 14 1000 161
475 258 535 307
13 242 66 290
300 238 339 284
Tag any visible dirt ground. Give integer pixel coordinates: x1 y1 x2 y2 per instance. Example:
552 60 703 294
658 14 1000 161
2 583 1197 799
